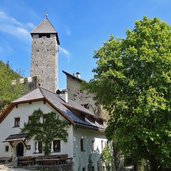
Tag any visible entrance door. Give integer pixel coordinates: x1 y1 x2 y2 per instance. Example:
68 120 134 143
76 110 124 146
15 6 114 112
16 142 24 157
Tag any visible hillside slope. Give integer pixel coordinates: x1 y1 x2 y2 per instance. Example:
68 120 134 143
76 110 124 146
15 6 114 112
0 61 28 112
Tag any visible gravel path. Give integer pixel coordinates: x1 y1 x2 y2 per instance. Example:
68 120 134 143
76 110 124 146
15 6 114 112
0 165 32 171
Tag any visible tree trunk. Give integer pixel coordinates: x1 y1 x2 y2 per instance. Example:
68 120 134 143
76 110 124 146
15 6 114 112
149 157 162 171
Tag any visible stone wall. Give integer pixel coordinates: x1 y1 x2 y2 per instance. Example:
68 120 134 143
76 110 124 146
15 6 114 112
66 75 104 117
31 34 58 92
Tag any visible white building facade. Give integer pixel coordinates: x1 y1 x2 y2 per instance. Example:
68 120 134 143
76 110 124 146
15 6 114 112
0 88 107 171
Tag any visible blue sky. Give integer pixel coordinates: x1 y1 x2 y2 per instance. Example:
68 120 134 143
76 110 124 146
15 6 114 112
0 0 171 89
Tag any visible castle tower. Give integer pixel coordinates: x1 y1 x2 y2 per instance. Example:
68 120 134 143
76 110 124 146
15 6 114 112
30 17 60 92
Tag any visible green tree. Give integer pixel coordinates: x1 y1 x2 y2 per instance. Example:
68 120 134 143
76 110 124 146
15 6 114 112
22 109 69 155
101 145 112 171
0 60 29 112
87 17 171 170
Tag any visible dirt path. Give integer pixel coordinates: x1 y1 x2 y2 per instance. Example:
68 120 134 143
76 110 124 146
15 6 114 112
0 165 32 171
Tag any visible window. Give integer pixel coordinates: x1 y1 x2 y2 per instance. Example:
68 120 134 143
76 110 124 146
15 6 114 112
39 34 50 38
80 138 85 151
38 141 42 153
53 140 60 152
26 145 31 150
14 117 20 127
35 141 37 152
35 141 42 153
5 146 9 152
101 140 104 150
28 116 31 123
43 115 48 123
92 140 95 152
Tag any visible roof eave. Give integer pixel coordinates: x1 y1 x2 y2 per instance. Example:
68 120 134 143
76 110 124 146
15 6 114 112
75 123 105 132
12 97 45 105
62 70 86 82
0 104 15 123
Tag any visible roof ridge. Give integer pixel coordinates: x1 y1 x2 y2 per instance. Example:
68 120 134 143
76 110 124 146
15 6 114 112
12 87 44 104
45 17 56 32
39 87 57 96
38 87 45 97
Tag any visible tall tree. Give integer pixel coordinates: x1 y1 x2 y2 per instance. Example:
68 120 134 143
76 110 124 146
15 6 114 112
87 17 171 170
22 109 69 155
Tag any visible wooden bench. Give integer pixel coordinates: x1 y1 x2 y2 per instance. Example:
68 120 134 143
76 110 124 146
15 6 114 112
35 154 72 166
36 158 59 165
18 156 35 166
57 157 72 164
0 157 11 163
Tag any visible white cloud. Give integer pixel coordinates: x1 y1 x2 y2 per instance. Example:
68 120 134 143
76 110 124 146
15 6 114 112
0 11 22 26
59 46 70 57
26 22 36 29
59 46 71 63
0 10 35 42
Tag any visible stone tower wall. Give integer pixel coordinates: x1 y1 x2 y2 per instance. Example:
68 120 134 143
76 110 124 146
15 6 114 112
31 34 58 92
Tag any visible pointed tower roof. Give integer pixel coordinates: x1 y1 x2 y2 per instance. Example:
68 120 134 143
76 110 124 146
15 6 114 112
32 18 57 34
31 17 60 44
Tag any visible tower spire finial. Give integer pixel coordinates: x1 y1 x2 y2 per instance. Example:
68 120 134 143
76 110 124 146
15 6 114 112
45 13 48 19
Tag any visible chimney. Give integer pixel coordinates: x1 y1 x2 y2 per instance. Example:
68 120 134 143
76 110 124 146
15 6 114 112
64 90 68 103
63 89 68 103
76 72 81 79
56 89 68 103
